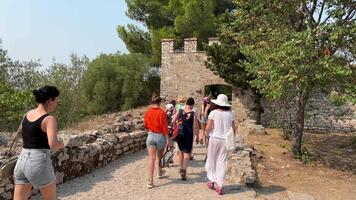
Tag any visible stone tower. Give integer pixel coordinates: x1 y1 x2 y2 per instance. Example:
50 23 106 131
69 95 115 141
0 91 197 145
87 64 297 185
160 38 255 122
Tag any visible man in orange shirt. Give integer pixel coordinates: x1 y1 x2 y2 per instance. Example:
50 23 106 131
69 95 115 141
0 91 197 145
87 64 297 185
144 94 170 189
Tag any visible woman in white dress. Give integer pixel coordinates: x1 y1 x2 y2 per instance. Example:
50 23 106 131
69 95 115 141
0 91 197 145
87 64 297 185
205 94 235 195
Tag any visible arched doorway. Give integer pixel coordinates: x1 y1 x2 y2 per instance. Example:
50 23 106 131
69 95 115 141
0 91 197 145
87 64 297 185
204 84 232 101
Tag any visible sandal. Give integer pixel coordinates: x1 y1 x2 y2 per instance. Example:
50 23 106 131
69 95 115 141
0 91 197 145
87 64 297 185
180 169 187 181
207 182 214 190
147 182 155 189
157 169 166 178
215 187 223 195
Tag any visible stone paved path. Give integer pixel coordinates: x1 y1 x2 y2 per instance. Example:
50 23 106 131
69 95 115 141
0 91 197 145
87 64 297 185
32 145 268 200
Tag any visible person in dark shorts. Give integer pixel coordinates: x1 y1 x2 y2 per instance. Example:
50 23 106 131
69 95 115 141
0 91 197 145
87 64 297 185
172 97 199 180
13 86 64 200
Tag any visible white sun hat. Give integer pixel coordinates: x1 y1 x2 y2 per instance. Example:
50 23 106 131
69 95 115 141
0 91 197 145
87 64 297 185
211 94 231 107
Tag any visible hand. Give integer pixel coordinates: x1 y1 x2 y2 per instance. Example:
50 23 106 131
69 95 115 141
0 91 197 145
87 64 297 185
195 136 199 145
166 137 171 148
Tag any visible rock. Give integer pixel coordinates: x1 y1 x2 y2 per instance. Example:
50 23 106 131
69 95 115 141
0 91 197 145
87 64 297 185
288 192 315 200
62 135 83 147
245 169 257 185
56 172 64 184
5 183 13 190
249 124 267 135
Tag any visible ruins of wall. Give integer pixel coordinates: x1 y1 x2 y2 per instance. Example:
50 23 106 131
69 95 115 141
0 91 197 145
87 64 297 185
160 37 356 132
0 111 147 200
0 109 257 199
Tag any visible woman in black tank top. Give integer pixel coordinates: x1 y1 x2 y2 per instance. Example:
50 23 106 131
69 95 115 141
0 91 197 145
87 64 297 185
172 97 199 181
13 86 64 200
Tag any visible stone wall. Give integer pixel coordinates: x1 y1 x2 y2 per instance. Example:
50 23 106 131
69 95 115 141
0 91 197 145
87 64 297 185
0 111 147 200
160 38 255 123
261 91 356 132
160 37 356 132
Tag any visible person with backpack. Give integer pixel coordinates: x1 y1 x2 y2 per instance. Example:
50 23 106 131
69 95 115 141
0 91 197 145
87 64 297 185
171 97 199 180
205 94 236 195
13 86 64 200
165 100 176 164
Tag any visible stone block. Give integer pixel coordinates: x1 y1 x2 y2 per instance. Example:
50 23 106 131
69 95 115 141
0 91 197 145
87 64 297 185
56 172 64 184
118 133 130 142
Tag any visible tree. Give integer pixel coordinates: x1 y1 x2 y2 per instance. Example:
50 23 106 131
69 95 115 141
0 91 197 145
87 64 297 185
43 54 89 128
80 53 155 114
205 36 265 124
0 43 40 130
120 0 236 65
223 0 355 155
117 24 152 56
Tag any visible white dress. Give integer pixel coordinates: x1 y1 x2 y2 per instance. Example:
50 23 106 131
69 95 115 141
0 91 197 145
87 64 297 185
205 110 234 187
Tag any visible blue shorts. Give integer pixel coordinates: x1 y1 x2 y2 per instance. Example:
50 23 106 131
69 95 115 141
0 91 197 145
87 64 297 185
146 132 166 150
14 149 56 189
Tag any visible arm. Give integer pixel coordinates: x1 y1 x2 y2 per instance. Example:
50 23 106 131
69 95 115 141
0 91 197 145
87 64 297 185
144 110 149 130
161 112 170 147
232 121 236 135
193 114 200 144
204 104 210 117
171 110 179 124
205 119 213 134
45 116 64 151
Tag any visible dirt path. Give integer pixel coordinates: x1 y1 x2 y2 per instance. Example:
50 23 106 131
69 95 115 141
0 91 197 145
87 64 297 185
32 145 262 200
249 129 356 200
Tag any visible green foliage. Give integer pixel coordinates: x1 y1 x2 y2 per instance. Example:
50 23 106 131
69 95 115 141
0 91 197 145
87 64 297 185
41 54 89 128
117 24 152 56
121 0 235 65
0 83 34 130
350 136 356 148
174 0 216 40
298 147 312 164
81 53 157 114
0 44 41 130
221 0 355 154
205 42 249 89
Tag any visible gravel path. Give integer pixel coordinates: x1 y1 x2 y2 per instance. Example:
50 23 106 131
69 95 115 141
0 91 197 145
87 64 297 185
32 145 266 200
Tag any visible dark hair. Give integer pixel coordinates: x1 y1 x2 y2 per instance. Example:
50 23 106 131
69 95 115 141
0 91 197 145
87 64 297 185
151 94 162 104
186 97 194 106
33 86 60 103
169 100 176 107
215 105 231 111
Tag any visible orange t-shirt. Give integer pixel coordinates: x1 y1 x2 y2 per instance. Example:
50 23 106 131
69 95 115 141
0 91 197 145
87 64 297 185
144 107 168 136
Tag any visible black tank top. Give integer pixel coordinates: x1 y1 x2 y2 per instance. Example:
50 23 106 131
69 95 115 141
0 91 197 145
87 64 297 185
22 113 50 149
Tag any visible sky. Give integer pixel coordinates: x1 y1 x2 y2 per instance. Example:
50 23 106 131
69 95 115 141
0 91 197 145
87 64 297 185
0 0 144 68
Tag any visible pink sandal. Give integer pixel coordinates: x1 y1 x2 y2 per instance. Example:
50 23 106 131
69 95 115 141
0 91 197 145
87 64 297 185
207 182 214 190
215 187 223 195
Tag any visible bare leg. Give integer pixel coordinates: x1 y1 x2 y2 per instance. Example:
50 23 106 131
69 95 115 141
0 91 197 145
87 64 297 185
39 181 57 200
14 184 32 200
147 147 157 184
178 151 184 169
156 148 165 174
182 153 190 170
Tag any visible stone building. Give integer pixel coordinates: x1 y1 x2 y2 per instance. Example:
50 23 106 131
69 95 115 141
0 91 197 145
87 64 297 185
160 38 356 131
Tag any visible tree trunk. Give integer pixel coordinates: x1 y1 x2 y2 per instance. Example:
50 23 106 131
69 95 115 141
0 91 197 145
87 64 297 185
252 89 263 124
292 87 309 155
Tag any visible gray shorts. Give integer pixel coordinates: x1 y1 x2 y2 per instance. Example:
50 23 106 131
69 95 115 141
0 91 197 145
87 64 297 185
146 132 166 150
14 149 55 189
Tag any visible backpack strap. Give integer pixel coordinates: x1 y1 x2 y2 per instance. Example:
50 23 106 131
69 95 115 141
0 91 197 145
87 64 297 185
8 113 27 154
